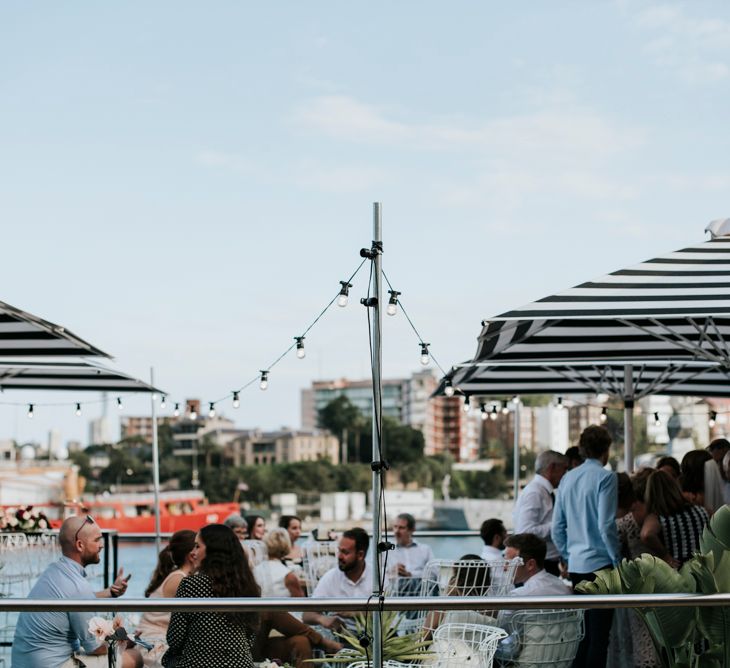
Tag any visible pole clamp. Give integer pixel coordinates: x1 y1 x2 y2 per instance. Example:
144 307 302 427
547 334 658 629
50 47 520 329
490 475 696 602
371 459 390 472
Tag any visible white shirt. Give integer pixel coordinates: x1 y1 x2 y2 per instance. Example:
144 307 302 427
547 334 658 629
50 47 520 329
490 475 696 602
254 560 292 598
514 474 560 560
312 562 373 599
392 541 434 578
512 569 572 597
480 545 503 561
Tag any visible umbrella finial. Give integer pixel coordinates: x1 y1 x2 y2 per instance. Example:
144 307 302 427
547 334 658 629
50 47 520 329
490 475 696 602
705 218 730 238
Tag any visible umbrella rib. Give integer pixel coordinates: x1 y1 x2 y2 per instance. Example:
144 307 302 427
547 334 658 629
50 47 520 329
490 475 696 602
636 364 678 398
686 316 730 366
603 365 626 397
557 365 603 394
708 316 730 359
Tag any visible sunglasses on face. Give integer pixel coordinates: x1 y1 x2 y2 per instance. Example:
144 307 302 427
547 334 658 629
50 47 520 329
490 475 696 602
74 515 95 543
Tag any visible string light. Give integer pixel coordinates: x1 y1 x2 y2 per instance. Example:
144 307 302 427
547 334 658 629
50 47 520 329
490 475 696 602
501 400 510 415
556 397 564 410
337 281 352 308
27 404 34 419
600 407 608 424
480 403 488 421
490 405 498 420
232 392 240 409
208 402 216 418
295 336 306 359
462 396 471 412
386 289 400 316
160 395 167 409
75 403 82 417
444 380 455 397
512 395 519 404
654 412 661 426
259 370 269 391
709 411 717 428
173 403 180 417
420 343 430 366
189 404 198 420
116 397 123 411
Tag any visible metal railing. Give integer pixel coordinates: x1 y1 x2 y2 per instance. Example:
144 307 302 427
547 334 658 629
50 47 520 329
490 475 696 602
1 593 729 612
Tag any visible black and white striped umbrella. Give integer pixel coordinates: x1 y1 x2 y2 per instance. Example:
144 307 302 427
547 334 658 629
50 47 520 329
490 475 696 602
0 361 159 392
474 230 730 366
0 300 109 358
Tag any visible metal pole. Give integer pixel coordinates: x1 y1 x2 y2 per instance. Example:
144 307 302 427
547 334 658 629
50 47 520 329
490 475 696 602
624 364 634 473
513 399 521 500
151 368 162 553
371 202 383 668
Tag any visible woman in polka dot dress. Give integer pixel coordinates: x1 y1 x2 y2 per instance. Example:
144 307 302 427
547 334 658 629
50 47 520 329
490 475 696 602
162 524 260 668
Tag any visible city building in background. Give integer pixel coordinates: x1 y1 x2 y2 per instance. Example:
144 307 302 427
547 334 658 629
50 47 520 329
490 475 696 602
225 429 339 466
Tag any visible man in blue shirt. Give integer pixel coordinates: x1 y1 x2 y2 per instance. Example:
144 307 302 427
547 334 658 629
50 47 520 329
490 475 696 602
552 425 619 668
11 515 140 668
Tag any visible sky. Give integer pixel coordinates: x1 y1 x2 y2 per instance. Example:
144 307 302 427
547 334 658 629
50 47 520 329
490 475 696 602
3 1 730 448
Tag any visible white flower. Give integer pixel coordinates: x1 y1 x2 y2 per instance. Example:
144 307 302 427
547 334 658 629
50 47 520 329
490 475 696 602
38 519 48 529
88 616 115 640
8 517 18 527
31 509 39 519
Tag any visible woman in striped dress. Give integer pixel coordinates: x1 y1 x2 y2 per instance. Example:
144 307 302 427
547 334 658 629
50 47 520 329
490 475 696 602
640 469 709 568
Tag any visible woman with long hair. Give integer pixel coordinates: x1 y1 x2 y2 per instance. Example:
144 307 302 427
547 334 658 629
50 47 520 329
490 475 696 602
641 469 709 568
163 524 339 668
245 515 266 540
279 515 303 564
137 530 196 666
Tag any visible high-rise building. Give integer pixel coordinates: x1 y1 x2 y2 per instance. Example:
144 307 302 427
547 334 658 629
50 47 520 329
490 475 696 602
89 417 114 445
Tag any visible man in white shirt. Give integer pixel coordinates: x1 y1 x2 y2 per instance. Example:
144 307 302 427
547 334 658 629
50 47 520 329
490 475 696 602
504 533 572 596
479 518 506 561
303 528 372 631
391 513 434 596
513 450 568 576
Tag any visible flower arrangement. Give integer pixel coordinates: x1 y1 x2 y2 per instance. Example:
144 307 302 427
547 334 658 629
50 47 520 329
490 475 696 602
0 506 50 532
88 616 153 668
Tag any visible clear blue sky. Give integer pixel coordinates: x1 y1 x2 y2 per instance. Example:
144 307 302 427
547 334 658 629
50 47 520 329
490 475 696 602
2 1 730 447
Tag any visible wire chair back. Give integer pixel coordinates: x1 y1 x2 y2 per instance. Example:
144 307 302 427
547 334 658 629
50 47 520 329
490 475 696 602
302 539 339 593
431 622 508 668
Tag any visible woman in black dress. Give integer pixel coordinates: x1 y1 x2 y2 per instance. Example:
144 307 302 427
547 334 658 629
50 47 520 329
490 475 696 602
162 524 260 668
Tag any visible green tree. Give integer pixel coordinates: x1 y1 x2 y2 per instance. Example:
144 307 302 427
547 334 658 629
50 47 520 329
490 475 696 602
318 395 367 463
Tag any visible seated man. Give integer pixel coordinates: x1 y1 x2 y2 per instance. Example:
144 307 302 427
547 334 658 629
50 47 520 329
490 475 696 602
302 527 372 632
391 513 434 595
12 515 142 668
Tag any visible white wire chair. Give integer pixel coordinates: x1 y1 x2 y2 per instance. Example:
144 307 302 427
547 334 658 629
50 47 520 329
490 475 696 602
301 539 339 593
411 558 520 635
430 622 508 668
494 609 584 668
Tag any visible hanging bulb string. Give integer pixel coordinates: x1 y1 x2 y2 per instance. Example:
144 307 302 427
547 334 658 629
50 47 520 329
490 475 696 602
207 257 369 408
381 270 449 377
0 392 149 409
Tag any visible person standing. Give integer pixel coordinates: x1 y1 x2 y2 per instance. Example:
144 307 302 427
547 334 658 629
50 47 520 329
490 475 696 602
513 450 568 576
552 425 619 668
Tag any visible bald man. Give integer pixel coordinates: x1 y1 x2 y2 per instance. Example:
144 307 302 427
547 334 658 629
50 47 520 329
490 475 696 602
12 515 141 668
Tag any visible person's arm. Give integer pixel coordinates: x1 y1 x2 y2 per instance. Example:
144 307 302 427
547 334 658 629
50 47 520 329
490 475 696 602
165 577 193 657
96 568 129 598
515 488 551 540
640 514 679 568
301 611 343 629
162 571 185 599
598 473 621 566
551 489 568 563
69 612 107 656
284 571 305 597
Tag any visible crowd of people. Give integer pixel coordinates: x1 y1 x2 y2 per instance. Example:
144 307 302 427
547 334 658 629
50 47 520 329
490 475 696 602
10 425 728 668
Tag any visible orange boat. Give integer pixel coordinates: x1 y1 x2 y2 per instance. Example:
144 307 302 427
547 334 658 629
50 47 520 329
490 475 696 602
58 490 240 533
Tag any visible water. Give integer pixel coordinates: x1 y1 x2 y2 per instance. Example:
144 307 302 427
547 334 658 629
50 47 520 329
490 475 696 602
118 535 484 597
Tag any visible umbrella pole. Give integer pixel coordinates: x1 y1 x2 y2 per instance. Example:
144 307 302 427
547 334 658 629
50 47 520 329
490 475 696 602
513 399 521 500
371 202 383 668
150 367 162 554
624 365 634 473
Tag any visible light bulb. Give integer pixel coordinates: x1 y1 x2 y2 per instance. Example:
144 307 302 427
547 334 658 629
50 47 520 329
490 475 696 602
709 411 717 428
386 289 400 316
160 395 167 409
173 403 180 417
600 407 608 424
512 395 519 404
75 403 82 417
654 412 661 426
27 404 34 419
420 343 430 366
556 397 564 410
387 303 397 316
337 281 352 308
117 397 123 411
189 405 198 420
232 392 240 409
208 403 216 419
490 405 498 420
295 336 305 359
444 381 455 397
501 401 510 415
462 397 471 412
480 405 488 421
260 371 269 391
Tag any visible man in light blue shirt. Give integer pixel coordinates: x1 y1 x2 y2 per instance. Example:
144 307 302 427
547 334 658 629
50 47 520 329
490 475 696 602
12 515 136 668
552 425 618 668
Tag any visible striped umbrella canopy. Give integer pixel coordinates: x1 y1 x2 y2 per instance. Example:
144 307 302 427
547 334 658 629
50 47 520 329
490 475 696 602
0 300 109 358
0 361 160 392
474 226 730 367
